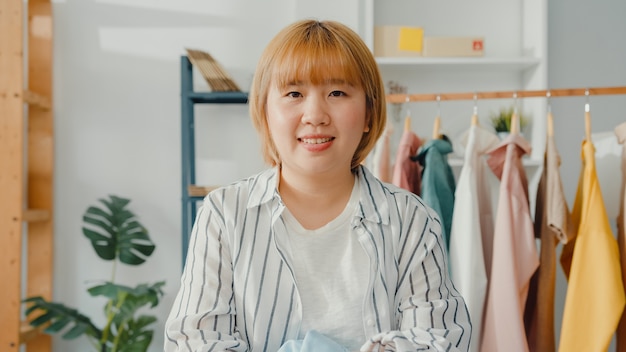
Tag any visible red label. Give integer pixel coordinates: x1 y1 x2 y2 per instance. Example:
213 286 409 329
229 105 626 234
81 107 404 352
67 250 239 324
473 40 483 51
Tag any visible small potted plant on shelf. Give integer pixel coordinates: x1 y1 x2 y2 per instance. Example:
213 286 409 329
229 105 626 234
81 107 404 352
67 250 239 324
23 195 165 352
489 105 530 138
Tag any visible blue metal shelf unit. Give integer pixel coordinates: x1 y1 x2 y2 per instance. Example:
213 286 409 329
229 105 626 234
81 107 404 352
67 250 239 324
180 55 248 266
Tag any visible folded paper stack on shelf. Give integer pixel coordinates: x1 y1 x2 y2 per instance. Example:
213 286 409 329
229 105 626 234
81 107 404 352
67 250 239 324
185 48 241 92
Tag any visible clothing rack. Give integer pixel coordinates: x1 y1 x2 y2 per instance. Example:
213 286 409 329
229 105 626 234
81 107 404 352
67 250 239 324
386 86 626 103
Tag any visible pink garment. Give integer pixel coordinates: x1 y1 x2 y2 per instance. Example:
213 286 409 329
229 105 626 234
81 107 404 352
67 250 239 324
391 130 423 194
481 134 539 352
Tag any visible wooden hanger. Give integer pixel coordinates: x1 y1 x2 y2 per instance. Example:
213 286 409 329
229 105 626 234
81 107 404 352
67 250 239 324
510 93 519 135
585 106 592 142
471 93 479 126
432 116 441 139
432 95 442 139
547 111 554 137
510 110 519 135
404 95 411 132
547 91 553 137
583 89 592 142
471 113 479 126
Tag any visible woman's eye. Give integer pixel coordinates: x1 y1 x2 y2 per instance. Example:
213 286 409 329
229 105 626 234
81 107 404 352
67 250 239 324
287 91 302 98
329 90 346 97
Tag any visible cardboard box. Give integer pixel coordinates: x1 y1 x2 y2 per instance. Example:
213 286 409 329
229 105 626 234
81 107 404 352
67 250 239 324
422 37 484 57
374 26 424 57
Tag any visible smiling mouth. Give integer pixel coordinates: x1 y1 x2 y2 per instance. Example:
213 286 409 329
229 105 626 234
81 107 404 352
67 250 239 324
299 137 334 144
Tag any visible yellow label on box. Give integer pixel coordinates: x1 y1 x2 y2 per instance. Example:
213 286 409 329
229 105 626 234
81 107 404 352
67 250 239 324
398 27 423 52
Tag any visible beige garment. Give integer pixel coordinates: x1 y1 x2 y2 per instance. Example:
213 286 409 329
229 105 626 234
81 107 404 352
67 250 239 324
616 122 626 352
524 135 575 352
481 133 539 352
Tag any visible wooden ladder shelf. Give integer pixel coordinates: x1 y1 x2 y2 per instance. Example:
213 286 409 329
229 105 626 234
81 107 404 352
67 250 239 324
0 0 54 351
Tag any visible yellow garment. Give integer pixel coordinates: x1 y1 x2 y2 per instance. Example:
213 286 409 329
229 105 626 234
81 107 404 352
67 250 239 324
558 141 626 352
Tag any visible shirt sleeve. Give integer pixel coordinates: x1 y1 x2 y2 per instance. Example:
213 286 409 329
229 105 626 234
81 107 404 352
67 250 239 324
361 208 472 352
164 198 248 352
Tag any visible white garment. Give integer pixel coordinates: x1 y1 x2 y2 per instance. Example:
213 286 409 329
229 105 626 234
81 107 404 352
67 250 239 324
448 124 500 352
283 177 367 351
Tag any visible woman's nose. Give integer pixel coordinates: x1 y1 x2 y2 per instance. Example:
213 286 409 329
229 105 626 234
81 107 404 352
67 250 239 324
301 96 330 126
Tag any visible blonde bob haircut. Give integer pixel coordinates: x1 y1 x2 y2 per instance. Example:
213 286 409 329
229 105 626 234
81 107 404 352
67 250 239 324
249 19 387 170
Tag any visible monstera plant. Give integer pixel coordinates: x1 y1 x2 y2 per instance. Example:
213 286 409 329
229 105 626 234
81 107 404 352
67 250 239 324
24 195 165 352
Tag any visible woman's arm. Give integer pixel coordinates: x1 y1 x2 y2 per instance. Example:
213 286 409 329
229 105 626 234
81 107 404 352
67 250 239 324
362 209 472 352
164 200 248 352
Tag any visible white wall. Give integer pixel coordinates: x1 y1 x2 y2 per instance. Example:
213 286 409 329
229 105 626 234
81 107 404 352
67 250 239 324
52 1 292 351
49 0 626 351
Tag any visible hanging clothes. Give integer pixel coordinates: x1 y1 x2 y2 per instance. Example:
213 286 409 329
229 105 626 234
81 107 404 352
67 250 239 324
523 133 575 352
481 133 539 352
558 140 626 352
391 130 423 195
448 124 500 352
415 135 456 248
615 122 626 352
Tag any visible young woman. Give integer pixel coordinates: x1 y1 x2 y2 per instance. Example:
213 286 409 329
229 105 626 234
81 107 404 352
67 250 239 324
165 19 471 352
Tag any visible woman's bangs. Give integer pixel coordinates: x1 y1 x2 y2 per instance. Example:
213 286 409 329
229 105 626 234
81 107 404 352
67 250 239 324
272 44 361 88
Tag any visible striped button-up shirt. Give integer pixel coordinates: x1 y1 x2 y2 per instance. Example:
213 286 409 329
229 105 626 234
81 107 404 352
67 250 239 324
164 166 471 352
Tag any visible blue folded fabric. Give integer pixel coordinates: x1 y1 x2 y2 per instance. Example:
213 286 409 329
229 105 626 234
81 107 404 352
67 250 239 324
277 330 349 352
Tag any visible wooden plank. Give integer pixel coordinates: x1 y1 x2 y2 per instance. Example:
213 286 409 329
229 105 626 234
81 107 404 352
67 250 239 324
188 185 219 197
0 0 25 350
19 321 42 345
23 209 51 223
23 90 51 110
25 1 54 350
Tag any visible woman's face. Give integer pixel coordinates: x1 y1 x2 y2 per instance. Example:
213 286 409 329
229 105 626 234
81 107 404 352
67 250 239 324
266 76 368 178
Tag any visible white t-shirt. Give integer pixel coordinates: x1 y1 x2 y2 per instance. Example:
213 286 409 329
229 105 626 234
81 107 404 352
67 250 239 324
283 177 369 351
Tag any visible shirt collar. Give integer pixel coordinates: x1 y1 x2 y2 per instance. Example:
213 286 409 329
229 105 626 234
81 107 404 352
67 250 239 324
354 165 391 226
246 167 281 209
245 165 389 226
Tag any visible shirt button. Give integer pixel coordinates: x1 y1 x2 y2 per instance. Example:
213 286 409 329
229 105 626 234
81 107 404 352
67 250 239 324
367 319 375 326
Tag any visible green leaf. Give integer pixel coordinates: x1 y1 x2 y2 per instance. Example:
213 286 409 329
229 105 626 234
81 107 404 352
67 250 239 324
88 282 165 314
22 296 102 341
62 323 88 340
114 316 157 352
82 194 156 264
45 316 72 333
83 228 116 260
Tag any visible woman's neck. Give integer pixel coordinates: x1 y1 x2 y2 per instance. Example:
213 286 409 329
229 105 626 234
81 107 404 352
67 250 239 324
278 168 356 230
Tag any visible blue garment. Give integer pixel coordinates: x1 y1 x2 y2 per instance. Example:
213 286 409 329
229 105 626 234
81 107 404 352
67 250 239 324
164 165 471 352
416 137 456 250
278 330 348 352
